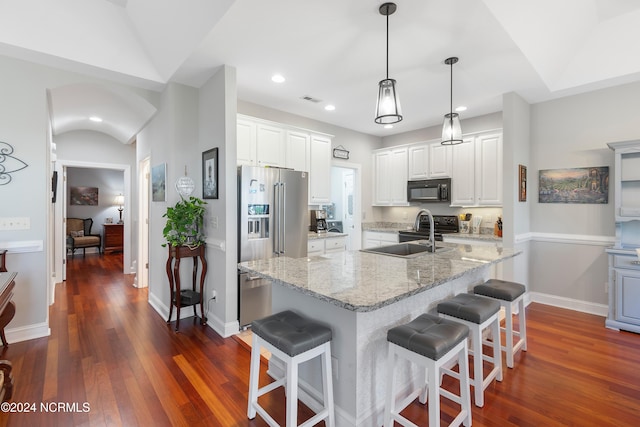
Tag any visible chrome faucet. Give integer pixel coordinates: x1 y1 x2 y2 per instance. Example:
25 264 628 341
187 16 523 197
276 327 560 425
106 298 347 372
414 208 435 249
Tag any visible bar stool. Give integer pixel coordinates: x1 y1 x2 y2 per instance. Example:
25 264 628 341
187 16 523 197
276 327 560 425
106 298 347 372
247 310 334 427
437 293 502 407
385 313 472 427
474 279 527 368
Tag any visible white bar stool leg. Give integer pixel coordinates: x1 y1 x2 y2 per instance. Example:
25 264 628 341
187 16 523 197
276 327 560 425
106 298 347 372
247 333 261 419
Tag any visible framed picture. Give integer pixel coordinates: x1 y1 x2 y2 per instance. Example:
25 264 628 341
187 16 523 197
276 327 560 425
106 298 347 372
151 163 167 202
539 166 609 204
518 164 527 202
70 186 98 205
202 148 218 199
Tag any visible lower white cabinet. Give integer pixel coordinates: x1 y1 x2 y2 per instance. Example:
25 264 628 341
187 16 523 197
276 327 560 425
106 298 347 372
362 231 399 249
308 236 346 256
606 251 640 333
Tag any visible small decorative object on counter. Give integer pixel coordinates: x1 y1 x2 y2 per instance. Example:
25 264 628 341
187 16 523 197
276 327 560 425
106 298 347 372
495 217 503 237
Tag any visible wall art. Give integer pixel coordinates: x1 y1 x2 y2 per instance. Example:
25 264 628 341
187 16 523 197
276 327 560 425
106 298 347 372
202 148 218 199
70 186 99 205
151 163 167 202
0 141 28 185
518 164 527 202
539 166 609 204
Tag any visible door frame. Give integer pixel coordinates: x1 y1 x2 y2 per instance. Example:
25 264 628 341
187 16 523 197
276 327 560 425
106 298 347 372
331 160 362 250
135 157 150 288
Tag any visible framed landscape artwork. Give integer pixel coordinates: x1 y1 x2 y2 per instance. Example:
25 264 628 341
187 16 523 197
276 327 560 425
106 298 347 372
538 166 609 204
151 163 167 202
518 164 527 202
70 186 98 205
202 148 218 199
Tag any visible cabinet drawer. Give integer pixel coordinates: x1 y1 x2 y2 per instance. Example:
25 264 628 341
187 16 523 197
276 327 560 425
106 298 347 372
308 240 324 253
613 255 640 270
325 237 345 251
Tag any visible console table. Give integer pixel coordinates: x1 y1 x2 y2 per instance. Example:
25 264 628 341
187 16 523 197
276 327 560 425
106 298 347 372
0 271 16 347
103 223 124 254
165 245 207 331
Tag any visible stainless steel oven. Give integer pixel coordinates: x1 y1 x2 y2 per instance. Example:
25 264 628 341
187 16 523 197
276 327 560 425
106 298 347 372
407 178 451 203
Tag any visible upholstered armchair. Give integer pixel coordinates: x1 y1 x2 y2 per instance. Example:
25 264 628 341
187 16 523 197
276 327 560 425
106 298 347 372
66 218 102 257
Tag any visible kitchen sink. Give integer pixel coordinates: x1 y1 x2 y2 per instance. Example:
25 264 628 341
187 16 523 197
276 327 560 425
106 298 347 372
361 242 450 258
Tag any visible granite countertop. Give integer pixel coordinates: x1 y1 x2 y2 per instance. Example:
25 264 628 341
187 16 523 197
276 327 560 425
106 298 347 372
443 233 502 243
308 232 348 240
238 242 520 312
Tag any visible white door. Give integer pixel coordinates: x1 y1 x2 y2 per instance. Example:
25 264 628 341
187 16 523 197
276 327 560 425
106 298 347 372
331 164 362 251
342 170 355 250
138 158 150 288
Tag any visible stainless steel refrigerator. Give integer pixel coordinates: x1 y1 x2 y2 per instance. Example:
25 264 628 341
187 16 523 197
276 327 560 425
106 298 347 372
238 165 308 327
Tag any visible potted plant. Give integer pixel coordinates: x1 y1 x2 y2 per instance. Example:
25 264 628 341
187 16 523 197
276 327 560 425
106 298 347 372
162 196 207 248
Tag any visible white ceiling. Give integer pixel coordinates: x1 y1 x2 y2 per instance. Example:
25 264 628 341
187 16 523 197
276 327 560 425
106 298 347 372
3 0 640 142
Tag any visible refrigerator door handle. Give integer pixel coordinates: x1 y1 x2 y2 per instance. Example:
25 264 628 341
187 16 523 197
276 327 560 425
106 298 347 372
280 182 286 254
273 182 280 254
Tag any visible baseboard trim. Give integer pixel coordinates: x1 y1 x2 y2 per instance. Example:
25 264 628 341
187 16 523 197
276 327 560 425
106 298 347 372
5 322 51 344
205 312 239 338
529 292 608 317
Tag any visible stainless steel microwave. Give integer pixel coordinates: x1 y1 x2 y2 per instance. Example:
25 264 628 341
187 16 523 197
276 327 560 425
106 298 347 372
407 178 451 203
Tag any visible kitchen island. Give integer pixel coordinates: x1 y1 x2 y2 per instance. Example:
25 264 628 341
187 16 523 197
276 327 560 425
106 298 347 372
238 242 520 426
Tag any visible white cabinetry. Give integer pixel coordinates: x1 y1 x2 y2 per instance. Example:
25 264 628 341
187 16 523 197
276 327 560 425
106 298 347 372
308 236 346 255
373 147 408 206
450 131 503 207
362 231 399 249
309 134 332 204
286 130 309 172
237 119 257 166
428 141 452 178
237 115 333 205
256 123 285 167
606 140 640 333
408 144 429 180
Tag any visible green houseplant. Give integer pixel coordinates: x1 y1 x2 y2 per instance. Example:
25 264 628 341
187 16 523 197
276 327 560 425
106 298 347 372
162 196 207 248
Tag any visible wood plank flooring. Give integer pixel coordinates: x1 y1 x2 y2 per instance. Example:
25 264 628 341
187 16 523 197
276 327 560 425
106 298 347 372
0 253 639 426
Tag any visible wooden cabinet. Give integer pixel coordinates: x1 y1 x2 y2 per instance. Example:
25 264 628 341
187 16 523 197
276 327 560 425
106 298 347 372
103 224 123 254
373 147 408 206
606 251 640 333
450 131 503 207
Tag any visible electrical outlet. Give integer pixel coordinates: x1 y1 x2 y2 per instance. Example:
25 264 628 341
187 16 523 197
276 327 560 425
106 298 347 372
212 290 217 300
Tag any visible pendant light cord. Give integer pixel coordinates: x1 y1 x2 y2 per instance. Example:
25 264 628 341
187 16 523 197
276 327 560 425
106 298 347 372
450 59 453 123
385 7 389 79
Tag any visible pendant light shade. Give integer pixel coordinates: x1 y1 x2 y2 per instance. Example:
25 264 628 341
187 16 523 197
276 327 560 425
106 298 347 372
375 3 402 125
442 57 463 145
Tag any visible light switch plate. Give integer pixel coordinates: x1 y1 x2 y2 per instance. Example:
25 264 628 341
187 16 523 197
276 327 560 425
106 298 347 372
0 217 30 230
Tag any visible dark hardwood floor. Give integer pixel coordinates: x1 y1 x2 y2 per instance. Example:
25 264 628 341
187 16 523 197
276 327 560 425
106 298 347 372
0 253 639 426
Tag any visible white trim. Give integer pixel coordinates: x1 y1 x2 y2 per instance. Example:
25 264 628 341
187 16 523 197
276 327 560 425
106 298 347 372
205 313 239 338
205 239 226 252
5 322 51 343
530 292 608 317
0 240 44 253
513 232 615 246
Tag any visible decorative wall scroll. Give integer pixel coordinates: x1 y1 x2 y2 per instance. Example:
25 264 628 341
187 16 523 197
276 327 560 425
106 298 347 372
0 142 28 185
539 166 609 204
332 145 350 160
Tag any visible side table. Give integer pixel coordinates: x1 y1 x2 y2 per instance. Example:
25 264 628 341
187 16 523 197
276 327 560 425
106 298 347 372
165 244 207 331
0 272 16 347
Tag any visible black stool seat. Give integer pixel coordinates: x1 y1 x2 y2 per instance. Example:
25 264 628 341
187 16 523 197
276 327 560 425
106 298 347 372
251 310 332 357
387 313 469 360
437 293 500 324
474 279 526 302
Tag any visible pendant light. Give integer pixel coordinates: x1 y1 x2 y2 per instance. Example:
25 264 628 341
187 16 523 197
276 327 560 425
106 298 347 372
375 2 402 125
441 57 463 145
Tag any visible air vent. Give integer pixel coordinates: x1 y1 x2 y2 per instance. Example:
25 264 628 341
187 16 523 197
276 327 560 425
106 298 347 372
300 95 323 103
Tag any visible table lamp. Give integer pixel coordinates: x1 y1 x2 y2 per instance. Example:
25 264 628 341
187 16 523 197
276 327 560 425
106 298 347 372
114 194 124 224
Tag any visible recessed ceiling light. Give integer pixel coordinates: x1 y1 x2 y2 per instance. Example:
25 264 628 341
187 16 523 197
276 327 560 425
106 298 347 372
384 124 393 129
89 116 103 122
271 74 285 83
324 105 335 111
455 106 467 112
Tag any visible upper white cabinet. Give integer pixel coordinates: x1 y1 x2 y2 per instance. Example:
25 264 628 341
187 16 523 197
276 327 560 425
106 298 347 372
408 144 429 180
237 115 333 205
450 131 503 207
373 147 408 206
428 141 453 178
286 130 310 172
256 123 285 167
237 119 257 166
309 134 332 204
